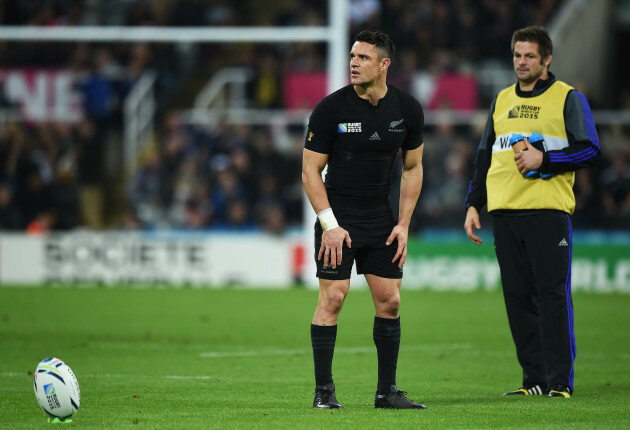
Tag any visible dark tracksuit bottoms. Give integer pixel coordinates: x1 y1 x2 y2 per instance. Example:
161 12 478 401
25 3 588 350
493 211 576 390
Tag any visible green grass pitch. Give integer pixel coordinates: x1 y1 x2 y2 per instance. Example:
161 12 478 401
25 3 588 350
1 286 629 429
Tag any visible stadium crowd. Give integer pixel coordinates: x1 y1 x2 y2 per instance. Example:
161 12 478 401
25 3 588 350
0 0 629 233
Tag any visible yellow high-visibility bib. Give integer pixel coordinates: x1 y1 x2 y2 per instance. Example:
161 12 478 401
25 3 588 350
487 81 575 213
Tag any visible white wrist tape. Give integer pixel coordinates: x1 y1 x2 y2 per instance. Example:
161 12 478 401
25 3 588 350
317 208 339 231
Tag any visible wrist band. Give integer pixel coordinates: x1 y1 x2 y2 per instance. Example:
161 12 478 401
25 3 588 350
317 208 339 231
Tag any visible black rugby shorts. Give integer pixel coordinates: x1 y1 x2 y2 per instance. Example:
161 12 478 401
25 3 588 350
313 219 403 280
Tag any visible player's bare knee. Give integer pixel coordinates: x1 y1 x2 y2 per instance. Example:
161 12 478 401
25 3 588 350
318 287 346 314
384 302 400 318
323 291 346 314
376 296 400 317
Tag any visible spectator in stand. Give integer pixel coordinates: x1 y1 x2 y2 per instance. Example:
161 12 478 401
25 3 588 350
169 0 206 26
127 151 163 228
0 181 18 229
0 123 24 227
254 171 284 224
168 156 206 227
125 1 156 26
14 158 55 230
422 113 458 195
572 169 600 228
259 202 286 235
224 198 256 231
427 50 479 111
0 122 23 185
479 1 515 59
388 48 419 94
452 0 481 61
75 47 121 143
349 0 381 31
75 117 105 229
601 145 630 221
158 111 193 210
184 182 213 229
252 129 285 181
229 145 257 209
121 42 152 95
421 116 474 226
210 157 245 227
251 51 283 109
51 123 79 230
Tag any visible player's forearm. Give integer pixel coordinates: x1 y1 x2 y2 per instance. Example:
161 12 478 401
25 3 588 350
303 170 340 231
302 169 331 214
302 149 332 214
398 165 423 228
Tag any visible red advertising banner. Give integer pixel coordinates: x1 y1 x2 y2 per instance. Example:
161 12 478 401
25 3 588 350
0 69 83 122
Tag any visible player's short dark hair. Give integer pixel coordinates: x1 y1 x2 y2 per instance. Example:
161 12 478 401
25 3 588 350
511 26 553 62
354 30 395 60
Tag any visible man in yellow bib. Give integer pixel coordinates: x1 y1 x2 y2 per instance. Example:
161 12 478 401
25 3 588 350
464 26 600 398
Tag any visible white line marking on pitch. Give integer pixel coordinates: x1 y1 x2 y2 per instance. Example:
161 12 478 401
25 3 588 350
198 343 474 358
166 375 216 380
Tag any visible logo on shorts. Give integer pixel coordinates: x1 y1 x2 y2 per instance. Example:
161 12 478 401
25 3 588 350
338 123 362 133
321 264 338 274
558 238 569 246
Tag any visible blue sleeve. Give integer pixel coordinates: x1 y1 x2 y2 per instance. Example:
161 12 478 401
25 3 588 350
541 90 601 173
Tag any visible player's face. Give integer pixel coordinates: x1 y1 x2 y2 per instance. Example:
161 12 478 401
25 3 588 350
350 41 386 87
513 41 551 88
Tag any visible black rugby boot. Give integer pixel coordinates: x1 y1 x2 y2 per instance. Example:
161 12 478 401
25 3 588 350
313 382 342 409
374 385 426 409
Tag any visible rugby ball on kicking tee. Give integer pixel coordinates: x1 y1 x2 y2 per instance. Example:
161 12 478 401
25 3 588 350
33 357 81 420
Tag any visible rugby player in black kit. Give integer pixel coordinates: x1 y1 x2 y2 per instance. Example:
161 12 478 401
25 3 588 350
302 30 426 410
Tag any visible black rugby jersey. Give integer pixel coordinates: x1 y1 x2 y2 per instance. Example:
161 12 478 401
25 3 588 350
305 84 424 218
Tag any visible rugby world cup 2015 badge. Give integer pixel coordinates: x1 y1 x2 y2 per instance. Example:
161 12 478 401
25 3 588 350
338 123 362 133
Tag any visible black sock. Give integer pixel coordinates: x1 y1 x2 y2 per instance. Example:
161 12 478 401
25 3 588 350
311 324 337 387
373 316 401 394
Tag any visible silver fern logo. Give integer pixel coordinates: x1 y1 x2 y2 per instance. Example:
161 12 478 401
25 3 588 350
389 119 404 132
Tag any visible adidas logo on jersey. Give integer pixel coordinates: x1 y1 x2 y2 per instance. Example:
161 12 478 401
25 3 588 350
558 238 569 247
369 132 381 141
